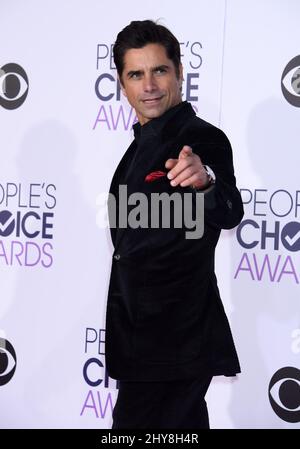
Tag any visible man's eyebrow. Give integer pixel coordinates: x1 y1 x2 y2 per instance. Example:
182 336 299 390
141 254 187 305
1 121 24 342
152 64 170 72
125 64 170 78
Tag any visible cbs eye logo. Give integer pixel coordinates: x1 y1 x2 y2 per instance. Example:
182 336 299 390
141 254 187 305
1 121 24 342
0 338 17 385
0 63 29 110
268 366 300 423
281 55 300 107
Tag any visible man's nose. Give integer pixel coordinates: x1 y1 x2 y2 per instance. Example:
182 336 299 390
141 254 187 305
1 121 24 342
143 73 157 92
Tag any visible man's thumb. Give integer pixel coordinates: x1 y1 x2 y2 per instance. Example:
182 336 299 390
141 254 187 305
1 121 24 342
165 158 177 169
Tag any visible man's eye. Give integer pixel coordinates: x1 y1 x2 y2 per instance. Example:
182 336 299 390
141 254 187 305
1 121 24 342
131 73 141 79
155 68 166 74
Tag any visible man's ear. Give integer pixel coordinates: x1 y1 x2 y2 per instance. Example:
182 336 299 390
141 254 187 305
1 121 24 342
179 63 184 86
118 76 127 98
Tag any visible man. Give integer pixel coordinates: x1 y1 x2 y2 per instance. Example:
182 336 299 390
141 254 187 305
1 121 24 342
105 20 244 429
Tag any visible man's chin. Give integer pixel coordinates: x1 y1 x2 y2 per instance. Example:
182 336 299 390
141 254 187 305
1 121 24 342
140 105 168 121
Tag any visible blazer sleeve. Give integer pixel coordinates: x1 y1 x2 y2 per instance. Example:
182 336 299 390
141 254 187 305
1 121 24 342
191 129 244 230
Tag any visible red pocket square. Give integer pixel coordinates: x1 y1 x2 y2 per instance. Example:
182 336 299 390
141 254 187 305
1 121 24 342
144 170 167 182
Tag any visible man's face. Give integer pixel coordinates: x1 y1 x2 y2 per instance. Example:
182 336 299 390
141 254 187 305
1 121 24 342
120 43 183 125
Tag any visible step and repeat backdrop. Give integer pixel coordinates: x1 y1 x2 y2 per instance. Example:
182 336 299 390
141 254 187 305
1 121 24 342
0 0 299 428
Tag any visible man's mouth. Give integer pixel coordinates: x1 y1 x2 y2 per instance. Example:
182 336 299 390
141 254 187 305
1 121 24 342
142 96 164 104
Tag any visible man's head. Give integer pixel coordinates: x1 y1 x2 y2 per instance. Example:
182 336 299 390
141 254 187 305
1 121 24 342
113 20 183 125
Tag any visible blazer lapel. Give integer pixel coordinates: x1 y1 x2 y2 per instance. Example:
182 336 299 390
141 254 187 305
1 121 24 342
113 138 172 251
109 140 137 247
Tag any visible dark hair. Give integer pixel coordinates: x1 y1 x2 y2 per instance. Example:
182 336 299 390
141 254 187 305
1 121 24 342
113 20 181 84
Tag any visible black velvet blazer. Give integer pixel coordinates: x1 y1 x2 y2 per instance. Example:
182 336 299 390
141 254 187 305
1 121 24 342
105 101 244 382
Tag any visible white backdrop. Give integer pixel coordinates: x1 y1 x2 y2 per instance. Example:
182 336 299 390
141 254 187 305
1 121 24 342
0 0 299 429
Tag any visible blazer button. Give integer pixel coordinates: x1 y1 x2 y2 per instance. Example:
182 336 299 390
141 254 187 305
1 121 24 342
226 199 233 209
114 254 121 260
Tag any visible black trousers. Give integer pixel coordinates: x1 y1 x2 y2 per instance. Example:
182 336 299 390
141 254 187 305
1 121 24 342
112 375 212 429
